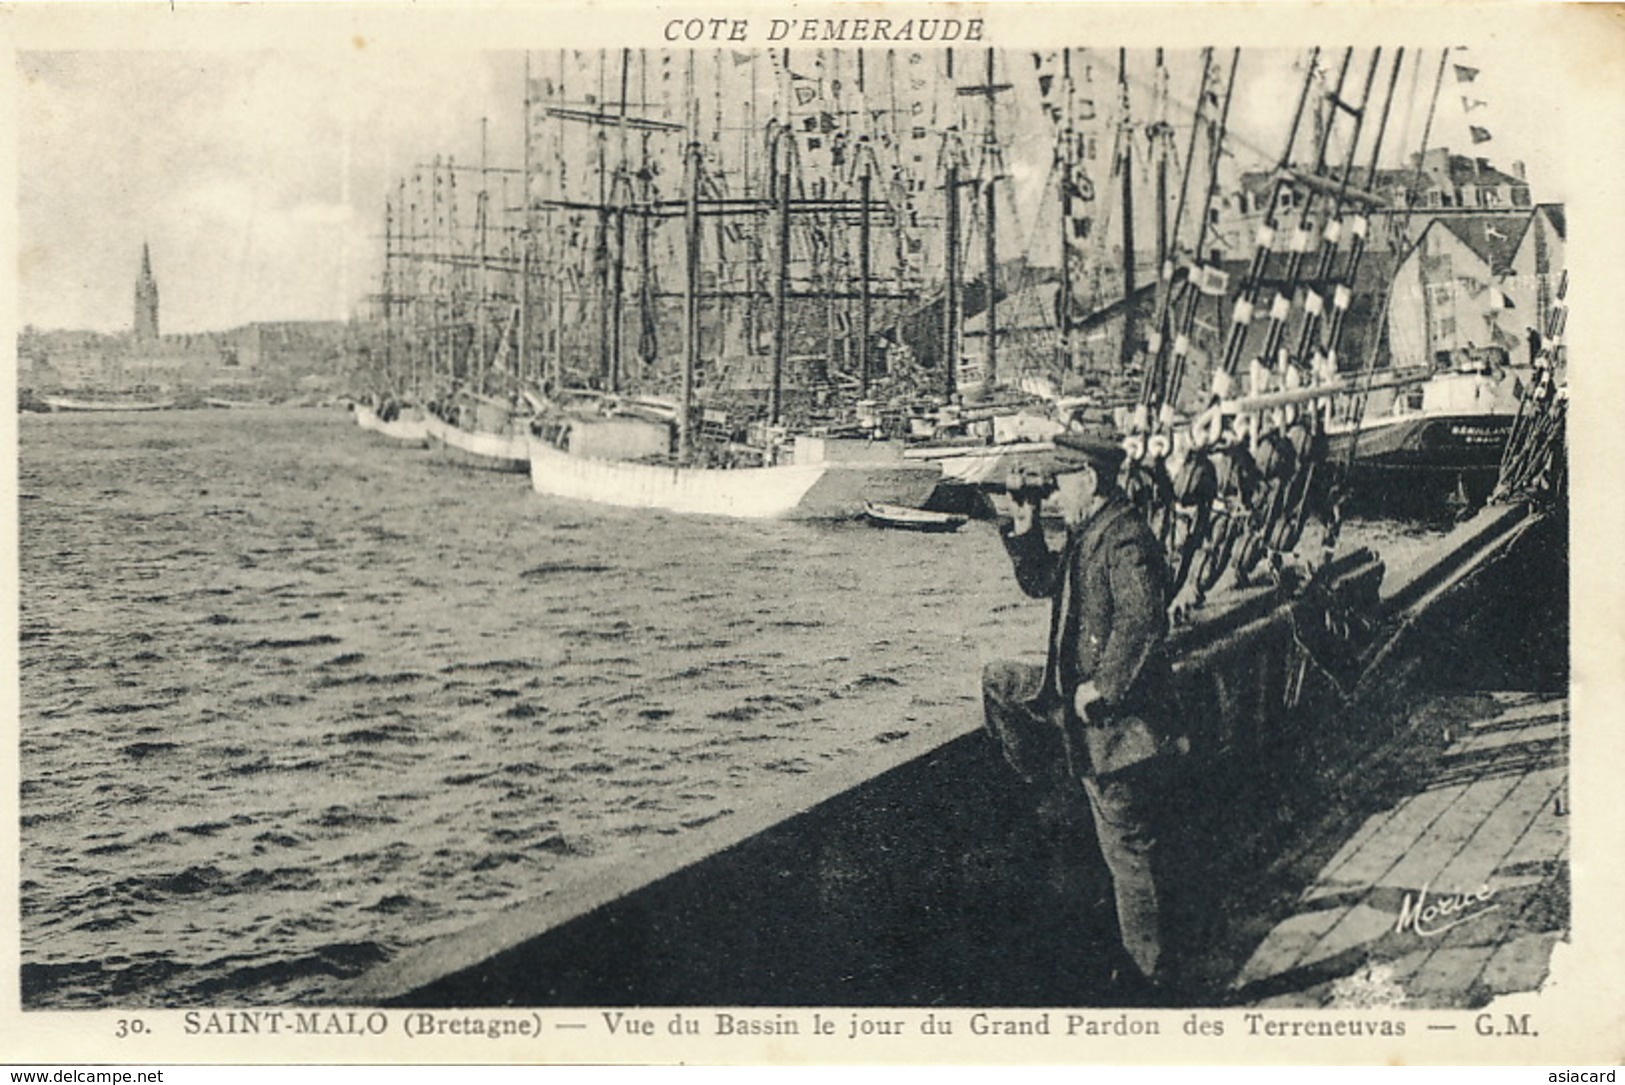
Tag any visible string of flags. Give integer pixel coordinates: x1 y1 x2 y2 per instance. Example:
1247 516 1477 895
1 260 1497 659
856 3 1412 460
1453 53 1493 145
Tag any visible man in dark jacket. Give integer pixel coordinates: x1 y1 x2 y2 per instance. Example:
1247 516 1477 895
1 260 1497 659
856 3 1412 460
982 430 1181 994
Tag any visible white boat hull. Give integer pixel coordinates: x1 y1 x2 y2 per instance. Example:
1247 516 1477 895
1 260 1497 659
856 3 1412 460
40 395 175 413
424 412 530 473
527 438 940 520
907 442 1058 486
354 403 429 446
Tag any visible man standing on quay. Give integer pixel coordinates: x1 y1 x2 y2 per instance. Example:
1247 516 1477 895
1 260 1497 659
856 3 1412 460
982 430 1187 1000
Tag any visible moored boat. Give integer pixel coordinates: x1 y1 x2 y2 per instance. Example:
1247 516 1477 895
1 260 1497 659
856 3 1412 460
353 401 429 447
39 394 175 413
1324 362 1521 503
528 431 940 520
424 410 530 473
203 396 275 410
862 502 967 532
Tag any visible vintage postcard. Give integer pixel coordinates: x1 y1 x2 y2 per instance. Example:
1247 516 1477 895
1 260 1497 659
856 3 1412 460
3 0 1621 1067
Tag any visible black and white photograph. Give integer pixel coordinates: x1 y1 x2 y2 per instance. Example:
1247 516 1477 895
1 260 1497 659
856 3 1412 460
6 1 1620 1066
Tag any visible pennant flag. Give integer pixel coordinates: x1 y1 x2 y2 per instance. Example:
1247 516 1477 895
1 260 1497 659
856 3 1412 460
1194 264 1230 297
1454 64 1480 82
1470 125 1493 144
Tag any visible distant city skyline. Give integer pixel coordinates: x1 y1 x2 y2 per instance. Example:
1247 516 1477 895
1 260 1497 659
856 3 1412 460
18 44 1566 336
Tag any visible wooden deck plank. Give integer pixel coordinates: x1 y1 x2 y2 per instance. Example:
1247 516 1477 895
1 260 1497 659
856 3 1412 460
1430 770 1564 893
1231 691 1570 1008
1378 772 1521 891
1317 782 1471 891
1405 946 1500 1008
1478 931 1564 998
1234 908 1352 988
1299 804 1413 904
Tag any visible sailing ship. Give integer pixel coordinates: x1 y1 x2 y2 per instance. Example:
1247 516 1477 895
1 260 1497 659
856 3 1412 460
899 48 1182 504
519 49 941 518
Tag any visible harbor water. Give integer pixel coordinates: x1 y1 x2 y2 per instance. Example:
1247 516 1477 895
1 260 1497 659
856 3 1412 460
18 407 1455 1009
19 407 1042 1008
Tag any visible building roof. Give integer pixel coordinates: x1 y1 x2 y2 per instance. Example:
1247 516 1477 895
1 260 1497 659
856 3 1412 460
1537 203 1567 240
1431 213 1531 277
1445 155 1525 190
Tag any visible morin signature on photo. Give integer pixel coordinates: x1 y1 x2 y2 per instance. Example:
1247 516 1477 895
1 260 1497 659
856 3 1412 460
1393 882 1500 938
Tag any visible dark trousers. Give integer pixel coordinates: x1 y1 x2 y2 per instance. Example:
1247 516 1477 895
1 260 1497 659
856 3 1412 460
982 660 1168 982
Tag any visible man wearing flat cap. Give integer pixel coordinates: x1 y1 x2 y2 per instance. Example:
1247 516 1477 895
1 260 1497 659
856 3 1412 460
982 429 1184 998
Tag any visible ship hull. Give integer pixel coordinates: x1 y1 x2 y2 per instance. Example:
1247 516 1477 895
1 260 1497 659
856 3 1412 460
354 403 429 447
1328 412 1513 510
528 438 941 520
40 395 175 413
1327 412 1511 472
423 412 529 472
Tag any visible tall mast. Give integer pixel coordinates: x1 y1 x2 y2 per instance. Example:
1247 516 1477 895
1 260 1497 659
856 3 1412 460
1058 48 1074 371
981 48 1002 389
952 48 1011 391
552 50 567 395
609 48 631 393
520 53 531 390
858 145 873 397
772 129 793 426
405 175 418 397
382 194 395 391
595 55 611 389
1117 49 1137 373
478 117 490 394
681 135 701 464
1154 48 1170 273
942 132 962 400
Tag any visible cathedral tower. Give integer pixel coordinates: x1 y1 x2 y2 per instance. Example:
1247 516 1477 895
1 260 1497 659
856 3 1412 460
133 242 160 340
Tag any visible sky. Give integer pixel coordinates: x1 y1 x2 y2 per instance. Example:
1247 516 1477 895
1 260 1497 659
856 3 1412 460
16 43 1567 336
18 49 526 335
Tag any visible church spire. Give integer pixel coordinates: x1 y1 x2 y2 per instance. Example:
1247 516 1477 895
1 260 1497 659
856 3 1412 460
134 241 159 340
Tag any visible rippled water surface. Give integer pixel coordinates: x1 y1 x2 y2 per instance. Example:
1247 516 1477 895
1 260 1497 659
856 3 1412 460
19 408 1043 1008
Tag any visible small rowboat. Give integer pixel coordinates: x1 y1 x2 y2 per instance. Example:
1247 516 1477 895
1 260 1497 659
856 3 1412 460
862 502 967 533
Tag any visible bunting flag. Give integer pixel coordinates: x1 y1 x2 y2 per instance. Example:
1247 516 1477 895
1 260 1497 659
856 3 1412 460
1193 264 1230 297
1454 64 1480 82
1060 138 1095 244
1470 125 1493 144
1461 96 1488 112
1487 287 1515 310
